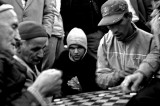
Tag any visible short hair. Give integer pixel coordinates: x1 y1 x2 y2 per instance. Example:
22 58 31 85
123 12 131 18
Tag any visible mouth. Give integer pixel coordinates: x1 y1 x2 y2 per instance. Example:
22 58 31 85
74 55 80 58
114 33 121 37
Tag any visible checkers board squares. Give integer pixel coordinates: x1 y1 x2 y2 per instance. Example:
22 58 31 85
52 90 133 106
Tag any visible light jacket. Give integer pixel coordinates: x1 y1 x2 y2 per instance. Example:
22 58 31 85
52 0 64 38
4 0 56 37
96 25 158 89
13 55 40 89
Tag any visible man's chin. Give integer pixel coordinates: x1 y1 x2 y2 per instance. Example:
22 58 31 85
73 57 80 61
33 61 40 65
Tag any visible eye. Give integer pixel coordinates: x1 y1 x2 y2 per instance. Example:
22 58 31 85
69 47 75 50
12 23 18 30
31 47 41 52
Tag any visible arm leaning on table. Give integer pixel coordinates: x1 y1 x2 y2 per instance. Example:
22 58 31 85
121 34 160 93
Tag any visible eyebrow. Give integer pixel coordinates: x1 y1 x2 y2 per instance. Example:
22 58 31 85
112 18 124 26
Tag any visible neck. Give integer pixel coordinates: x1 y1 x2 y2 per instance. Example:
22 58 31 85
123 23 136 43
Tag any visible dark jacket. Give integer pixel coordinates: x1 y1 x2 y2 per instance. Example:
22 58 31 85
61 0 107 44
54 50 101 96
0 51 40 106
131 0 153 24
61 0 105 35
130 0 153 32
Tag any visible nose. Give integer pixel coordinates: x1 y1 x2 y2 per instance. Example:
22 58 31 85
15 30 21 41
108 25 118 34
74 48 78 53
37 49 44 58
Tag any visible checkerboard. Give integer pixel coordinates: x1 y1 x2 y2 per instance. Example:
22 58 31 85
51 90 135 106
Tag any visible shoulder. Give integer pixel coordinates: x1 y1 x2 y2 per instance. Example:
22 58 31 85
137 28 153 38
0 51 13 65
84 53 97 62
100 31 113 45
59 49 69 58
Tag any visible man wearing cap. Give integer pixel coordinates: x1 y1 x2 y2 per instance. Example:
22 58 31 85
96 0 159 90
14 21 49 89
54 27 101 96
0 2 62 106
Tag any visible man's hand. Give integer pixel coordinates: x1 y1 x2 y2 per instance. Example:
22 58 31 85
31 69 62 97
120 72 144 93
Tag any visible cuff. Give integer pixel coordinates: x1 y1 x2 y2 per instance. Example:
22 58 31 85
27 87 47 106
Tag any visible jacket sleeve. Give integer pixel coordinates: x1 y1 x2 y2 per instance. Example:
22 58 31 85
51 0 64 38
43 0 55 36
96 35 126 89
10 91 41 106
0 58 46 106
136 32 160 79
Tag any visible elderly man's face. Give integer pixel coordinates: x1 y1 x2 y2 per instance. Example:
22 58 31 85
18 37 48 65
0 9 20 54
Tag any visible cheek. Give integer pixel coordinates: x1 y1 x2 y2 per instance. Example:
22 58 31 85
28 53 35 60
8 29 15 39
79 50 85 56
22 50 32 61
69 51 74 56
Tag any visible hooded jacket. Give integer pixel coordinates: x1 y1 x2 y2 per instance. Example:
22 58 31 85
67 27 87 61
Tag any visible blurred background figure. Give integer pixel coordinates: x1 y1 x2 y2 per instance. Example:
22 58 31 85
128 0 153 33
42 0 65 71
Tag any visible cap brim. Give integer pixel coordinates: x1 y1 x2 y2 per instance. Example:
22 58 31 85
98 13 124 26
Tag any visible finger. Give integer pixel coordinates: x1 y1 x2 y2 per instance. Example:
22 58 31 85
48 69 62 76
131 78 141 92
121 78 131 93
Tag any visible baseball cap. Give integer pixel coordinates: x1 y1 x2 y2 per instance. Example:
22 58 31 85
98 0 128 26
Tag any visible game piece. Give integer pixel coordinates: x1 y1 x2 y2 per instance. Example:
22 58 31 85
130 93 137 96
55 101 63 104
98 93 105 97
54 99 61 102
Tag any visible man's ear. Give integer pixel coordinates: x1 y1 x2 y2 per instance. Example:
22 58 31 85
128 12 133 20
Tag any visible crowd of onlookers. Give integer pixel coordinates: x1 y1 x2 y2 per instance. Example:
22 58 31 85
1 0 160 105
